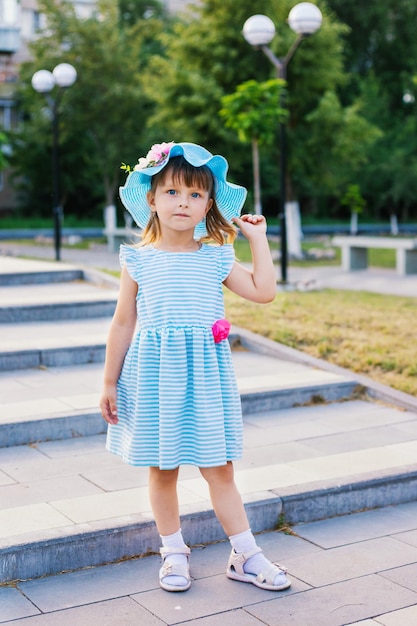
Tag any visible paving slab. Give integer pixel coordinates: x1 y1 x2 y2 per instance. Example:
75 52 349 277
245 574 417 626
294 502 417 548
2 501 417 623
2 250 417 621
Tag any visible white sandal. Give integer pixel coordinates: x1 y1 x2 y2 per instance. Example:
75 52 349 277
226 547 291 591
159 546 191 592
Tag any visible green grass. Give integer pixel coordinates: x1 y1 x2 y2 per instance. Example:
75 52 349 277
0 217 102 229
224 288 417 397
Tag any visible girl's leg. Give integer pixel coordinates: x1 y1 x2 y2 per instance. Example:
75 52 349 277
199 461 249 536
148 466 180 535
149 467 190 591
200 462 290 591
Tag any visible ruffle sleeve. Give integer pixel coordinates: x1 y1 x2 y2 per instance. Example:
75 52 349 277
119 244 142 283
219 243 235 282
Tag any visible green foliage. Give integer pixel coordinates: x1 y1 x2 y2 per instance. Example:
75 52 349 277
341 184 366 215
141 0 353 213
119 0 166 25
219 79 287 145
10 0 417 222
10 0 167 218
0 132 10 171
141 0 275 175
326 0 417 220
299 90 382 198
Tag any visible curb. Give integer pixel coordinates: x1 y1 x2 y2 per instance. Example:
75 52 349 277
3 469 417 583
235 326 417 413
0 300 117 324
0 269 84 286
0 344 107 372
0 492 281 583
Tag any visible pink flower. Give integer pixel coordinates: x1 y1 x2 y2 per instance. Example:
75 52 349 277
146 142 175 167
212 319 231 343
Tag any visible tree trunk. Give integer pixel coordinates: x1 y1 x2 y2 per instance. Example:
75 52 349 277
390 213 399 235
252 138 262 215
350 212 358 235
286 201 303 258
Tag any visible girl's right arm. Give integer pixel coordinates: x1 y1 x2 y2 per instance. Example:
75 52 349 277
99 266 138 424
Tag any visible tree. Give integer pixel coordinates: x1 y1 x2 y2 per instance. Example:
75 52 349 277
341 184 366 234
142 0 276 182
300 90 382 209
220 79 286 214
10 0 167 220
142 0 358 218
327 0 417 220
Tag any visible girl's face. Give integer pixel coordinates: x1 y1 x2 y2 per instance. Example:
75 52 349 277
147 174 213 234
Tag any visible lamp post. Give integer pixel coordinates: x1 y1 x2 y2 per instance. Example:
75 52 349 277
243 3 322 283
31 63 77 261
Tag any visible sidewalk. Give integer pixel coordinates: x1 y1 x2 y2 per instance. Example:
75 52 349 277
1 247 417 625
1 238 417 297
4 505 417 625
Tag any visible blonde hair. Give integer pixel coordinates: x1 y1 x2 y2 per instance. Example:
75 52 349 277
139 156 237 246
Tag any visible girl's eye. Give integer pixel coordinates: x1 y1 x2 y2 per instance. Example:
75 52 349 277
167 189 177 195
191 192 201 198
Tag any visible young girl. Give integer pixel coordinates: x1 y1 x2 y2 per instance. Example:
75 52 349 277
100 141 290 593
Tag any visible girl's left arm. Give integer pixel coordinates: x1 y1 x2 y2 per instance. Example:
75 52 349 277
223 214 277 303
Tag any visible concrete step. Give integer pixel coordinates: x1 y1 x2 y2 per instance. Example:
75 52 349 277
0 256 86 286
0 318 112 370
1 396 417 583
0 353 358 447
0 267 84 286
0 281 118 323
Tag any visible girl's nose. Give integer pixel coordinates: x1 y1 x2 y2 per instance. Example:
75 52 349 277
178 195 189 207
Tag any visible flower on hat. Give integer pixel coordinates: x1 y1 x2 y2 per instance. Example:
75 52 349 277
134 142 175 171
120 142 175 174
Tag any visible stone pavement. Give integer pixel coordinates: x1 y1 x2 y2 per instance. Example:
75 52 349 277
4 505 417 625
1 245 417 625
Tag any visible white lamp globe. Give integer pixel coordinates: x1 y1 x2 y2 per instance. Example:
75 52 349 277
288 2 322 35
52 63 77 88
243 14 276 46
31 69 55 93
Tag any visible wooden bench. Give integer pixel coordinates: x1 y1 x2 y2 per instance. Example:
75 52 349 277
332 236 417 275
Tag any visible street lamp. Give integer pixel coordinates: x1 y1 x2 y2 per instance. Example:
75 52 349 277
243 3 322 283
31 63 77 261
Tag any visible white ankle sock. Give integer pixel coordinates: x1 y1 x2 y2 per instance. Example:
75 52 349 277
229 529 287 586
160 529 188 587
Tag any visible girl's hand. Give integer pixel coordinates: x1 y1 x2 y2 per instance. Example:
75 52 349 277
232 214 267 239
100 385 118 425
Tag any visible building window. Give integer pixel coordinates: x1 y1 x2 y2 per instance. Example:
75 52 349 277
33 10 41 32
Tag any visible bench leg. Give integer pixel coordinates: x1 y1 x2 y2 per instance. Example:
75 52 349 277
107 234 116 253
396 249 417 275
341 246 368 271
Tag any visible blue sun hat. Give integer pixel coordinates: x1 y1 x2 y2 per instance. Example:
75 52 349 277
119 141 247 238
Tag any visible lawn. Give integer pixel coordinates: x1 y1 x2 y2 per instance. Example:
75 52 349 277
224 287 417 397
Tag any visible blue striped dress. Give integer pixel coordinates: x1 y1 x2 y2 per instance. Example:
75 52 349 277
106 243 243 469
